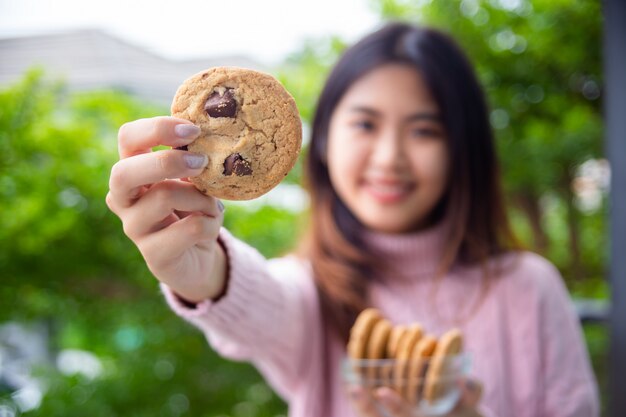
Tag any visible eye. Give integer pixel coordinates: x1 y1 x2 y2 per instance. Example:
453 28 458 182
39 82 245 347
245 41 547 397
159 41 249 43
352 120 375 132
411 127 441 139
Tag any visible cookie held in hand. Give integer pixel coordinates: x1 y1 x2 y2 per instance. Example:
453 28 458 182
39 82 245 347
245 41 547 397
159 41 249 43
171 67 302 200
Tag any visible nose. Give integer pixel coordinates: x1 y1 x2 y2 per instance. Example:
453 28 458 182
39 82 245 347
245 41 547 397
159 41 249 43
370 128 406 170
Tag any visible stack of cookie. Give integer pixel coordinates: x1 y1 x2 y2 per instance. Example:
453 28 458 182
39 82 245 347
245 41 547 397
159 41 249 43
346 308 464 405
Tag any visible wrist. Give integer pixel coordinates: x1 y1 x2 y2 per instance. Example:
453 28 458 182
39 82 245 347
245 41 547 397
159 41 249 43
169 240 229 303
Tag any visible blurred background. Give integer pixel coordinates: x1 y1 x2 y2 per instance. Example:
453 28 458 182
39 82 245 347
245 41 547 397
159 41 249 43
0 0 608 416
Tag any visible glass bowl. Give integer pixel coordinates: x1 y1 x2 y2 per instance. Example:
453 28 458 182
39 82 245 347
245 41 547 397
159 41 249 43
342 353 471 416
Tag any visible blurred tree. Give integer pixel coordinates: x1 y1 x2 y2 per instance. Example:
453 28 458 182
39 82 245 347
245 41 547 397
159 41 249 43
0 70 290 416
278 36 347 124
277 1 605 287
371 0 604 285
277 36 348 189
1 0 607 413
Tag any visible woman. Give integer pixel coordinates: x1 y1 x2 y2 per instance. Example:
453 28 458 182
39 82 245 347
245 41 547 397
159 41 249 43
106 22 599 416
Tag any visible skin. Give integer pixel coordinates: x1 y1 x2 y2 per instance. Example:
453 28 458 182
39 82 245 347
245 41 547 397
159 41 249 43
105 63 482 416
327 63 449 234
106 116 227 303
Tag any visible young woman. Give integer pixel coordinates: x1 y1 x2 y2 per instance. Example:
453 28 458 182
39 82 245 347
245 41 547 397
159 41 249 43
106 22 599 417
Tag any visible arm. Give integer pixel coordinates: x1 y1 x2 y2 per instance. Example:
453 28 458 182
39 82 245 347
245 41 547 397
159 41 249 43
161 228 321 400
105 116 319 400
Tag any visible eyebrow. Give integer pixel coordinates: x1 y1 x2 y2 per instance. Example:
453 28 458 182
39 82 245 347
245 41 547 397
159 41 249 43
350 106 441 122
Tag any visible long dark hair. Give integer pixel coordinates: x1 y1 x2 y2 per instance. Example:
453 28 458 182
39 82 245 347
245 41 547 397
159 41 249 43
302 22 518 341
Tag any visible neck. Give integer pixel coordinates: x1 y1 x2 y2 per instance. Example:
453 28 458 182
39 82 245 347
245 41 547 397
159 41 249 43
361 220 450 281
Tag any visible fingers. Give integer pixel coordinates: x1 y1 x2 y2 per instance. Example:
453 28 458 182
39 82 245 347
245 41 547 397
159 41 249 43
347 378 482 417
118 116 201 158
457 378 483 410
349 387 382 417
110 116 206 209
138 211 222 270
108 149 208 208
349 386 416 417
374 387 414 417
122 180 223 240
450 378 483 416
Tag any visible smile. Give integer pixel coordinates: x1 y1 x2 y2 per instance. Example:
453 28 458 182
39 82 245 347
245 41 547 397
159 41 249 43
362 179 415 204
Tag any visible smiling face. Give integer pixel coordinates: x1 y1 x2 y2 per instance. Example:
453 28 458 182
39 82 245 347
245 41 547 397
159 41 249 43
327 63 449 234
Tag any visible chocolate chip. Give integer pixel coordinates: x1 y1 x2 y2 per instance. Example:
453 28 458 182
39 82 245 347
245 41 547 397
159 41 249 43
175 145 188 151
223 153 252 176
204 88 237 118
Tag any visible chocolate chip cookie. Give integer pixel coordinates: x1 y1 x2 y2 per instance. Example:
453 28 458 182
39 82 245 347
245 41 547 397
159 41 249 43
171 67 302 200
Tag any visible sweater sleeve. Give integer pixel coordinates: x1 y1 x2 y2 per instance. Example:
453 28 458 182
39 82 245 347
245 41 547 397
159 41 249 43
160 228 321 401
537 260 600 417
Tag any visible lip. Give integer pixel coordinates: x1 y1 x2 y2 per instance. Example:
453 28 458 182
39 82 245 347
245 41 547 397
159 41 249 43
362 178 415 204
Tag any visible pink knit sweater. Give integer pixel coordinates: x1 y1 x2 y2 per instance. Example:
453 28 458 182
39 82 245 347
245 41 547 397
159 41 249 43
161 224 599 417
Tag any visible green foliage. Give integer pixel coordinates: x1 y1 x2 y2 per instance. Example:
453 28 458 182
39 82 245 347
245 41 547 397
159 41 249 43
374 0 605 283
223 204 304 258
1 70 154 321
29 308 286 417
0 70 288 416
277 36 347 187
278 36 347 124
277 0 607 288
1 0 608 413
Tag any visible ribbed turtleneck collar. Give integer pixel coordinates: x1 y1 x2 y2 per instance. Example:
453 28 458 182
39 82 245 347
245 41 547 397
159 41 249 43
361 220 450 281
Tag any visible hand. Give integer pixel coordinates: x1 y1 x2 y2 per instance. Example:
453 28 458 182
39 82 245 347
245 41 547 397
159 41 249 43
349 378 483 417
106 116 226 302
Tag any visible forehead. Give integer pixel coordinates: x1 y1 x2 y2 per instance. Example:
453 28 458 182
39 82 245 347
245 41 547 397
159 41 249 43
336 63 439 115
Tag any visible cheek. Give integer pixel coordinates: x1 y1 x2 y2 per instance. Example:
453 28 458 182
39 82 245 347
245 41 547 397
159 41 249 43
327 138 351 202
326 129 345 180
414 146 449 190
327 128 366 189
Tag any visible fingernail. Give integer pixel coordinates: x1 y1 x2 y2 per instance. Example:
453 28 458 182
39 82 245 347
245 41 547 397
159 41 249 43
183 153 208 169
217 200 225 213
174 124 201 139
